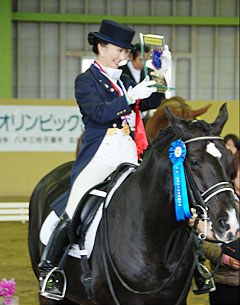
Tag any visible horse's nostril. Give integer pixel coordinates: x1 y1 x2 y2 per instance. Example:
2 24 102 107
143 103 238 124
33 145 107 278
218 218 230 233
226 231 235 241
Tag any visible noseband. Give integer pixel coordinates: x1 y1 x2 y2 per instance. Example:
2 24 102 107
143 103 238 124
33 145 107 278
201 182 234 203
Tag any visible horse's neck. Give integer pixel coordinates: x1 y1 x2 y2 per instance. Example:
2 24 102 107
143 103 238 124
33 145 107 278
107 151 184 271
129 152 175 230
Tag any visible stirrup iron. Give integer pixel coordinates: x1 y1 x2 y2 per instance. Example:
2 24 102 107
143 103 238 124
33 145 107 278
192 263 216 295
200 263 216 292
40 267 67 301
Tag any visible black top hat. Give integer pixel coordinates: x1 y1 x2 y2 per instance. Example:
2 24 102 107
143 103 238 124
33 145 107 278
88 19 135 49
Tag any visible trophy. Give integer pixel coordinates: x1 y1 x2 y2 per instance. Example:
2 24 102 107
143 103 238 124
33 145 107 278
139 33 175 92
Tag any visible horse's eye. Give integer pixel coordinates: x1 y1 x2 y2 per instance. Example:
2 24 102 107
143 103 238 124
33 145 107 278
189 159 198 166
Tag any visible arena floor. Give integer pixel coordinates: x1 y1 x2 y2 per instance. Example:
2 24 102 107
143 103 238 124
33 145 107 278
0 221 209 305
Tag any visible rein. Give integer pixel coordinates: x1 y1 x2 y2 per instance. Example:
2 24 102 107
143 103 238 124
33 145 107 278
100 135 234 305
101 201 197 305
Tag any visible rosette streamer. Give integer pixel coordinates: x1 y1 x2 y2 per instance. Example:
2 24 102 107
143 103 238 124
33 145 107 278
135 99 148 159
169 139 192 221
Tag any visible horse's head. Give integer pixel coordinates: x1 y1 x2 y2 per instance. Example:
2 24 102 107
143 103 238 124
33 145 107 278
145 96 212 143
166 103 239 242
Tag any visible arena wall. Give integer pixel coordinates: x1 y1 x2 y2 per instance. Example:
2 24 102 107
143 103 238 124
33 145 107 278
0 98 238 199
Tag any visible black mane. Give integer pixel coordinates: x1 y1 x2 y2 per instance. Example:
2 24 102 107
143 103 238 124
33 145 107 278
145 126 175 154
144 118 212 156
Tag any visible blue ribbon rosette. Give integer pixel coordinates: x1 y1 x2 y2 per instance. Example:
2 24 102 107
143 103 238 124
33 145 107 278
151 49 163 69
169 139 192 221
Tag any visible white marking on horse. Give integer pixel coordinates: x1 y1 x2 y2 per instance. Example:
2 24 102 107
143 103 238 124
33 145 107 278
214 208 239 242
206 142 222 158
226 208 239 236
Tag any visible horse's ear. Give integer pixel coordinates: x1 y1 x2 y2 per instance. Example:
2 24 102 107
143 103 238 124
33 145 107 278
191 104 212 118
210 103 228 135
165 106 189 137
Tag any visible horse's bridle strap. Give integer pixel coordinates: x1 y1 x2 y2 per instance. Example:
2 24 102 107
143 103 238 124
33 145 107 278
185 136 223 144
184 136 234 207
202 182 234 203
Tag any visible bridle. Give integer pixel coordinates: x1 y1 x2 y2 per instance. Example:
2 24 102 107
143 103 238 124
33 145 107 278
184 137 235 204
100 135 235 305
184 136 234 240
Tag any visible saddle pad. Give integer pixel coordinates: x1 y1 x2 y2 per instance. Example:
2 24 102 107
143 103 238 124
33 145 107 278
40 166 135 259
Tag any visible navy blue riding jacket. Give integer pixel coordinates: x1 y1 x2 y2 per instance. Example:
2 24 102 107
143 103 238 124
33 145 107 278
51 64 165 216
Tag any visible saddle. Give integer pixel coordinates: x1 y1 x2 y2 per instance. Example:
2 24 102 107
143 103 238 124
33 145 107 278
68 162 138 245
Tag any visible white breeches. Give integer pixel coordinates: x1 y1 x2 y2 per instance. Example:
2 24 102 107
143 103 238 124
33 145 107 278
65 131 138 218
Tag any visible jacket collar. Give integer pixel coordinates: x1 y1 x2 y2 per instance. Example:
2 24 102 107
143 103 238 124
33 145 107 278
89 64 121 95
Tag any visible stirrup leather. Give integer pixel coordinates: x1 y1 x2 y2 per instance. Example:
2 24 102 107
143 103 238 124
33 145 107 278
40 267 67 301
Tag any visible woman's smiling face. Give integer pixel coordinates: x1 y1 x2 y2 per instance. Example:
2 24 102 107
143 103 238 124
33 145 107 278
97 43 129 69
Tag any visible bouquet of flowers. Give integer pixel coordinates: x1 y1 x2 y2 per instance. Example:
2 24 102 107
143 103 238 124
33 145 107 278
0 279 16 305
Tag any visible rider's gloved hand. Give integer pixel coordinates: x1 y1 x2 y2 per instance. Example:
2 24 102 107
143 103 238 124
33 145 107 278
152 45 172 77
126 76 157 104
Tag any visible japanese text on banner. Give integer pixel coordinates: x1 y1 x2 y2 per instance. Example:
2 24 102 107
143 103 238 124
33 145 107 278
0 105 84 152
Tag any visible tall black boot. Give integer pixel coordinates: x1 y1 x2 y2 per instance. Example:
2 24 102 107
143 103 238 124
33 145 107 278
38 211 70 300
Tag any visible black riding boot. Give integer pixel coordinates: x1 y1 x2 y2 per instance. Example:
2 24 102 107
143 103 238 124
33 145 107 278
38 211 70 300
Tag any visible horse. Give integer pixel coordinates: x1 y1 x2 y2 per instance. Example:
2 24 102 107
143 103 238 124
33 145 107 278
28 104 239 305
145 96 212 143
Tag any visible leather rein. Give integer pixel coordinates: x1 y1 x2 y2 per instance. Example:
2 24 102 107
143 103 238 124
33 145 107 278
100 136 235 305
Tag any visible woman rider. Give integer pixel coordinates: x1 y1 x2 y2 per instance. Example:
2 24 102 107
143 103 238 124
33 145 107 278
38 19 170 300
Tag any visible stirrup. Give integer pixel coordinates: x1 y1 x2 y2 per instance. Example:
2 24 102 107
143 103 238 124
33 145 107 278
40 266 67 301
198 263 214 281
192 263 216 295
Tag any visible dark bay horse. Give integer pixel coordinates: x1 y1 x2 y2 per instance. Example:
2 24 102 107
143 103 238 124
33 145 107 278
145 96 212 143
28 104 239 305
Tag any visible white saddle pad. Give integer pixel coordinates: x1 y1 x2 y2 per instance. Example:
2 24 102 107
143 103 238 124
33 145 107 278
40 167 135 259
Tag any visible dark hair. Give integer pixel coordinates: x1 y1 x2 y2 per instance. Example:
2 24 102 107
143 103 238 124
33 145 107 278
224 133 240 150
130 43 150 60
88 34 108 55
230 151 240 179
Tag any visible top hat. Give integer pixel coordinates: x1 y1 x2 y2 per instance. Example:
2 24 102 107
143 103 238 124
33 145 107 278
88 19 135 49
